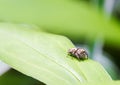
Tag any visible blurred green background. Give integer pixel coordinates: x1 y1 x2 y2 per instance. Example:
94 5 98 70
0 0 120 85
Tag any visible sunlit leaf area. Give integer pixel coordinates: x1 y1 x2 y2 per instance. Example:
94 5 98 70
0 0 120 85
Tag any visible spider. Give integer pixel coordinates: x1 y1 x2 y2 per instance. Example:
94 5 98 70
68 48 88 60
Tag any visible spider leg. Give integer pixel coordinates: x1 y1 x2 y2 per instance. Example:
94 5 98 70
75 52 79 59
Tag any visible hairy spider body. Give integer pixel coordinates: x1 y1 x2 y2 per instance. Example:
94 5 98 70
68 48 88 60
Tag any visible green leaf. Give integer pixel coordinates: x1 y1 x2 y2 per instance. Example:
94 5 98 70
0 23 112 85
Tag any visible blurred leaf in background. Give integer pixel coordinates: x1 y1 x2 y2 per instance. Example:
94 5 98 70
0 0 120 47
0 69 45 85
